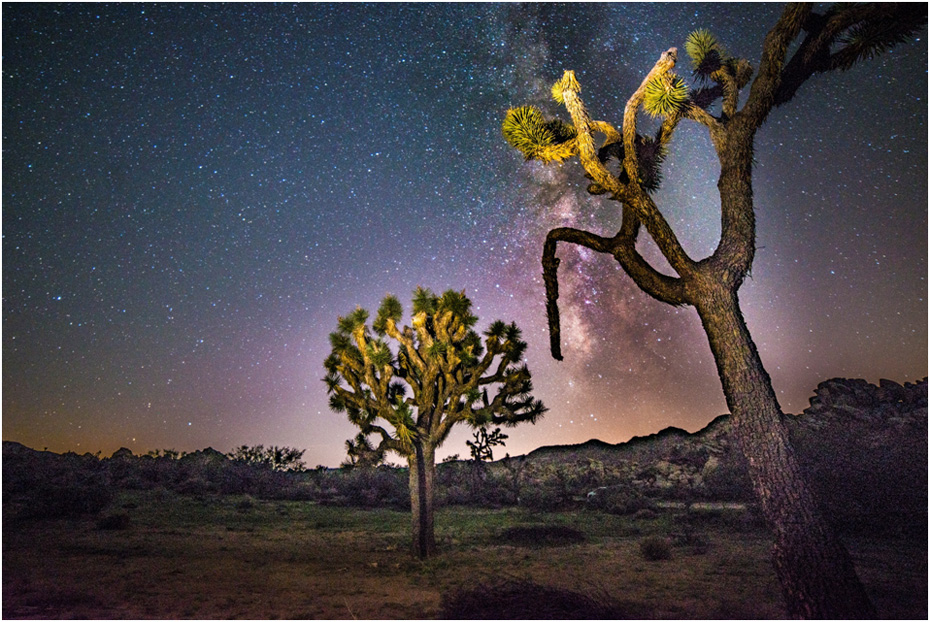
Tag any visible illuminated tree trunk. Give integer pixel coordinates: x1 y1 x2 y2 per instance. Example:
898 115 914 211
408 442 436 559
695 282 876 619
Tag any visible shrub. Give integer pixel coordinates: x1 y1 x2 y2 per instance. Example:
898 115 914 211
11 471 114 521
235 497 255 511
316 467 409 509
586 485 654 515
436 462 516 508
639 536 672 561
518 482 570 511
96 512 131 530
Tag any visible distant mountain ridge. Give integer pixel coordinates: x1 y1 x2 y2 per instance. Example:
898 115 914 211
500 377 926 531
522 377 926 461
3 377 925 535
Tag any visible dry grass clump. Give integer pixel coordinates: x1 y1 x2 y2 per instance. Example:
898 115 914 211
639 535 672 561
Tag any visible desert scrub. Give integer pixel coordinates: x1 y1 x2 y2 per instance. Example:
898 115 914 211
586 485 654 516
639 536 672 561
499 524 586 547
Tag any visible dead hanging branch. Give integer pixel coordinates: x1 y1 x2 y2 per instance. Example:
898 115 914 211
542 228 617 360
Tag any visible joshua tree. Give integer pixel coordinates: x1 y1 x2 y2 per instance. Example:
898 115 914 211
501 4 925 618
324 287 545 558
341 432 386 469
467 426 508 463
227 445 306 472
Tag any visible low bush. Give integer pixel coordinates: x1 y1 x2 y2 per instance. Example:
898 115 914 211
586 485 654 515
639 536 672 561
518 482 571 511
9 468 114 521
316 467 409 509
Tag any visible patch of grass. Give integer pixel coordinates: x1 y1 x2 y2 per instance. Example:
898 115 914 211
3 494 922 620
499 525 586 547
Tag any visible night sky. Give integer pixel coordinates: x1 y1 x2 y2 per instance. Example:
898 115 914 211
3 4 926 467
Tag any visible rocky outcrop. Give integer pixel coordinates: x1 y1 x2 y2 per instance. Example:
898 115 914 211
799 377 927 428
511 377 927 521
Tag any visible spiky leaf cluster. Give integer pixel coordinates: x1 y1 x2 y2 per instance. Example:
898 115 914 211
686 29 727 78
589 138 668 194
373 294 402 335
501 106 576 162
685 29 754 93
643 73 689 118
835 5 928 70
324 288 544 463
550 70 581 105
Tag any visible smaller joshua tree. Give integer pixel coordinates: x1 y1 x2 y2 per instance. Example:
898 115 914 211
467 426 508 463
341 432 386 469
324 287 545 558
227 445 306 472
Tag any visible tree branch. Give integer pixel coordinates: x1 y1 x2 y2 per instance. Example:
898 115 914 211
558 62 697 279
541 225 687 360
622 48 678 188
555 71 629 200
776 3 927 106
541 227 614 360
739 3 811 129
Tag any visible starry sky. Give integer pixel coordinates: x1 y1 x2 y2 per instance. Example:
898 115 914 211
3 4 926 467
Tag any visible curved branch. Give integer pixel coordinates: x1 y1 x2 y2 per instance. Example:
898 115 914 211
713 68 740 119
776 3 927 107
611 209 689 306
555 71 628 200
684 103 723 132
739 3 811 130
542 228 614 360
622 48 678 188
542 225 687 360
369 424 406 457
559 63 697 279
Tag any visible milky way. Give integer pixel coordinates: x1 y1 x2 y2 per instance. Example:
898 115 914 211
4 4 926 466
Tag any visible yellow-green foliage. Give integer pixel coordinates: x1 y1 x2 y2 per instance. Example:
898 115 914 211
685 29 725 71
550 70 581 105
643 74 688 118
501 106 576 162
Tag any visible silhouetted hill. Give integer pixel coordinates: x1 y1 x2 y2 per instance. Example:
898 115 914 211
4 377 925 534
504 377 927 533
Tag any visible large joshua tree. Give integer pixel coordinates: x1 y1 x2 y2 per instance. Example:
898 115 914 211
324 287 545 558
502 3 925 619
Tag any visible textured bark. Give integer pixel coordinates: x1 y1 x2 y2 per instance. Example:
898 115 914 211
695 282 876 619
408 443 436 559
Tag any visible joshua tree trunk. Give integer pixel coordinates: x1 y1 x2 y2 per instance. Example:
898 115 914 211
408 443 436 559
503 4 925 616
695 282 876 618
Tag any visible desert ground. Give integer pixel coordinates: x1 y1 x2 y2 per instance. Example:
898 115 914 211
3 489 925 619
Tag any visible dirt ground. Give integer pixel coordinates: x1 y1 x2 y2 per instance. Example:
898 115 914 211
3 491 926 619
